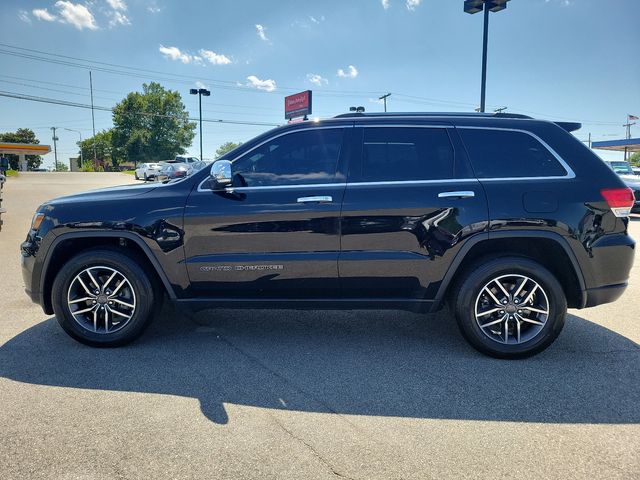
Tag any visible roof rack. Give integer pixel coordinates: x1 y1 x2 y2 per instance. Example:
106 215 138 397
333 111 533 120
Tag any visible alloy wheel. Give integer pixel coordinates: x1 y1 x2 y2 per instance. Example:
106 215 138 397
67 265 136 334
474 274 550 345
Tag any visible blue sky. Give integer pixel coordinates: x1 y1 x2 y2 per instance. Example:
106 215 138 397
1 0 639 167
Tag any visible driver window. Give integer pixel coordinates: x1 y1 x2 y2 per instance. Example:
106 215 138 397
232 128 344 187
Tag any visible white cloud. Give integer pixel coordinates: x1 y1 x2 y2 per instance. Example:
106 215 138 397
369 97 384 104
255 24 269 42
106 0 127 11
109 11 130 27
55 1 98 30
406 0 421 11
381 0 390 9
147 1 161 13
32 8 56 22
307 73 328 86
199 49 232 65
159 45 193 64
195 81 208 90
246 75 276 92
309 15 324 24
546 0 572 5
337 65 358 79
19 10 32 23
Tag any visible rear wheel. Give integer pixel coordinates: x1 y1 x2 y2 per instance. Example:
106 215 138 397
52 248 157 347
452 256 566 359
134 172 139 180
143 173 148 182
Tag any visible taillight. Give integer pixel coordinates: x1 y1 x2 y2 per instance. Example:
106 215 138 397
601 188 634 217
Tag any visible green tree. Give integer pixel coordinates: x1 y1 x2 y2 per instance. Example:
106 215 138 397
628 152 640 167
112 82 195 165
0 128 43 170
79 129 116 167
215 141 242 158
56 162 69 172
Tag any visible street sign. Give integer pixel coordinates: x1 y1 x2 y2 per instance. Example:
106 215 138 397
285 90 312 120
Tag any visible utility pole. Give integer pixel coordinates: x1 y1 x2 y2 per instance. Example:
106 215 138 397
89 71 97 168
378 93 391 112
51 127 59 172
588 132 591 149
623 119 635 161
494 106 507 113
479 5 490 112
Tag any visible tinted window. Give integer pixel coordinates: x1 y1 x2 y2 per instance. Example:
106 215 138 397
232 128 343 187
359 128 454 181
459 129 567 178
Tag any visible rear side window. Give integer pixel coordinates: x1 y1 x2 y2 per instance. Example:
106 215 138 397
459 128 567 178
359 127 454 182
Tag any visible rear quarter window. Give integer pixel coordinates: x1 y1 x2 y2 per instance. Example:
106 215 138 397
459 128 567 178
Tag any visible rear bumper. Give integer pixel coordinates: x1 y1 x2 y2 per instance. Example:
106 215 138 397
583 283 627 308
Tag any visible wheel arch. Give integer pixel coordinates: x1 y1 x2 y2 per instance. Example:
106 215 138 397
40 231 176 314
432 231 586 312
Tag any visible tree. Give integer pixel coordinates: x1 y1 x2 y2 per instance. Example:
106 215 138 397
56 162 69 172
215 141 242 158
628 152 640 167
79 129 116 167
0 128 43 170
112 82 195 165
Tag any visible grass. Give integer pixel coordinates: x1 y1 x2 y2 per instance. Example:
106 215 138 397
121 170 136 175
5 169 19 177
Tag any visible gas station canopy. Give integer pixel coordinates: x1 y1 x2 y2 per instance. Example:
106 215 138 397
0 142 51 171
591 138 640 153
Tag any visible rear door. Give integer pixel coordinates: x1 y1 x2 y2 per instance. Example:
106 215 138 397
339 123 489 302
183 126 350 298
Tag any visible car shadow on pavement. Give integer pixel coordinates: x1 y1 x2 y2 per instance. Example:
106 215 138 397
1 305 638 425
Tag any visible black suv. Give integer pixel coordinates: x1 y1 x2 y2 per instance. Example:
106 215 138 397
21 113 636 358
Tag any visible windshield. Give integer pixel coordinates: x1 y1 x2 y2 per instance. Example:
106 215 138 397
607 161 634 175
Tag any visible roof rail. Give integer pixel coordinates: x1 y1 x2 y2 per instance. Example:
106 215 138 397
333 111 533 120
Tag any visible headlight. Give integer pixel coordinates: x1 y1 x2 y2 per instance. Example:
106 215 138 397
31 213 45 231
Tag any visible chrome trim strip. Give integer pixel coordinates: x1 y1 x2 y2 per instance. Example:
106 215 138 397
456 126 576 180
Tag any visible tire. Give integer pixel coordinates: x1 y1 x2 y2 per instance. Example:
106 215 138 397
51 248 157 347
134 172 139 180
143 173 148 182
452 256 566 359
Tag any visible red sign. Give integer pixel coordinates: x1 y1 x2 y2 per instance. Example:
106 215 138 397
284 90 312 119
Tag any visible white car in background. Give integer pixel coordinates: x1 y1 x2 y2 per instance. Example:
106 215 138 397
134 162 162 181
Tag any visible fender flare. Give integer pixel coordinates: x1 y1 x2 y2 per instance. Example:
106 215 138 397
40 231 178 311
431 230 587 311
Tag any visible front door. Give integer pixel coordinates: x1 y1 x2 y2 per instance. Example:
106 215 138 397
183 127 349 298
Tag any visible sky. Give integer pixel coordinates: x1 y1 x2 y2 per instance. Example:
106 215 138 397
1 0 639 168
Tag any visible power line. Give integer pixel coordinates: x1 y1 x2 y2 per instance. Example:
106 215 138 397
0 90 281 127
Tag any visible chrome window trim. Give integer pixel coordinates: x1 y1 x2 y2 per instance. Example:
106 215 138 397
456 126 576 180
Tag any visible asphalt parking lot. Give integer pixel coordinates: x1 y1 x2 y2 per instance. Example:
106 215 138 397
0 172 638 479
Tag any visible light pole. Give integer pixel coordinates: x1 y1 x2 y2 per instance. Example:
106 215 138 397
50 127 59 172
464 0 510 113
378 93 391 112
63 128 83 169
190 88 211 161
349 106 365 113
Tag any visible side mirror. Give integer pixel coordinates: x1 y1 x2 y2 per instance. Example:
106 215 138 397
210 160 232 188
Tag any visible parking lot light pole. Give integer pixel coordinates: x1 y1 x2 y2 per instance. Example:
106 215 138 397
63 128 83 168
464 0 510 113
190 88 211 161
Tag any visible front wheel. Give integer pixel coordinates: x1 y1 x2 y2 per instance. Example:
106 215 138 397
52 248 157 347
452 256 567 359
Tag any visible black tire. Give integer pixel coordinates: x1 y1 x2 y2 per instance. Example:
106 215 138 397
143 173 148 182
51 248 157 347
134 172 139 180
452 256 566 359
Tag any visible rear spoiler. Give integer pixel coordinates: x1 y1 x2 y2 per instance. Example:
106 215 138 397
554 121 581 132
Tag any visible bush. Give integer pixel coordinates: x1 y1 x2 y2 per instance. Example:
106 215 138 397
80 160 95 172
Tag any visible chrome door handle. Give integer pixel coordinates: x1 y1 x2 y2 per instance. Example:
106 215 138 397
437 191 475 199
297 195 333 203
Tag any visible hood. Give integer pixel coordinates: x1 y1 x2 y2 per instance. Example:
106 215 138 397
44 182 159 206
